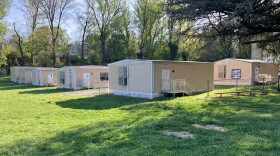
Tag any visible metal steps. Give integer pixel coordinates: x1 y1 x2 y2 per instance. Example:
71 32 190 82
162 79 195 97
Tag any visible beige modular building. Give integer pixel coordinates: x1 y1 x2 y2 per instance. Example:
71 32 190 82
17 67 37 84
214 58 279 85
10 66 27 82
108 59 214 99
57 66 109 90
32 68 58 86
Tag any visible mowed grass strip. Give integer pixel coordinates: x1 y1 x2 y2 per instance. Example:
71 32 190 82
0 76 280 155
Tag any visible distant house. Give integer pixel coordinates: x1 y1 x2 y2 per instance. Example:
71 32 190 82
251 43 280 63
214 58 279 85
108 59 214 99
57 66 108 90
68 44 82 56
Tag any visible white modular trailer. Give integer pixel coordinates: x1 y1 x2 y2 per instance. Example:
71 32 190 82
108 59 214 99
17 67 37 84
108 60 155 99
10 66 27 82
57 66 109 90
32 68 58 86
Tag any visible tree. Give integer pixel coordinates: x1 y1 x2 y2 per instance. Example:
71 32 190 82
27 26 69 67
75 2 92 65
40 0 74 67
20 0 41 65
0 0 10 67
167 0 280 44
13 23 25 66
108 3 138 61
134 0 165 59
86 0 125 64
2 44 19 67
0 0 9 41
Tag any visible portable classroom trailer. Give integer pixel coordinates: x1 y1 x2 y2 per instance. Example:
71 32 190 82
18 67 37 84
32 68 58 86
10 66 27 82
108 59 214 99
57 66 109 90
214 58 279 85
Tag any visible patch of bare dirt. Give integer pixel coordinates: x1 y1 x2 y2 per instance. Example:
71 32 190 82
163 130 195 139
194 124 227 132
64 89 108 97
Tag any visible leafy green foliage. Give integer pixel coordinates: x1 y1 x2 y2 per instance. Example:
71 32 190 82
24 26 69 67
168 0 280 56
134 0 168 59
0 0 10 66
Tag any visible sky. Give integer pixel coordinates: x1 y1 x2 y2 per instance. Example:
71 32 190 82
6 0 80 41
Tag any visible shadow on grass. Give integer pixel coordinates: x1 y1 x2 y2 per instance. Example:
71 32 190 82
55 94 170 110
209 95 280 115
0 85 40 91
0 76 40 91
18 88 72 94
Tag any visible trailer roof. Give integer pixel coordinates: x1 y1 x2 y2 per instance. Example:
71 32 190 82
108 59 213 65
59 65 108 69
36 67 58 71
215 58 269 63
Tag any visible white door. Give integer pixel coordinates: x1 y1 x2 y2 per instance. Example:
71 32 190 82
48 73 54 85
83 73 90 87
162 69 170 91
255 67 259 81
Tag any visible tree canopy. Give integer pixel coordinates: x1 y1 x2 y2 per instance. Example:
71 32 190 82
168 0 280 43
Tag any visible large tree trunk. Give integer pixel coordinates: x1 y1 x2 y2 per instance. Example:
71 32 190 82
169 42 178 60
100 32 107 64
30 54 34 66
138 44 144 59
81 23 87 65
13 25 25 66
52 39 56 67
19 46 25 66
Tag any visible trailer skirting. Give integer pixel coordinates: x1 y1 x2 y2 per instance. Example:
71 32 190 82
109 90 162 99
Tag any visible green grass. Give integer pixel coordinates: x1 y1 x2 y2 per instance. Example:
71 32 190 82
1 76 280 155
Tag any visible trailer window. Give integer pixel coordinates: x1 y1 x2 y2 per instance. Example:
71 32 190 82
100 72 108 81
118 66 127 85
218 65 227 79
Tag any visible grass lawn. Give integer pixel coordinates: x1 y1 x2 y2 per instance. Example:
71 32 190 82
1 76 280 155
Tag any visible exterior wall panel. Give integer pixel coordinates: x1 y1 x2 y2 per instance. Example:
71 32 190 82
153 62 214 93
58 66 108 90
214 59 251 85
214 59 279 85
128 62 151 93
252 62 278 83
75 67 108 89
109 60 153 98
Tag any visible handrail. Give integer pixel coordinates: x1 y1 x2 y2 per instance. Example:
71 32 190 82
168 79 195 95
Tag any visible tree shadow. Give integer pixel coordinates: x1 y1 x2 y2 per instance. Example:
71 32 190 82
56 94 170 110
0 76 40 91
18 88 72 94
0 85 41 91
